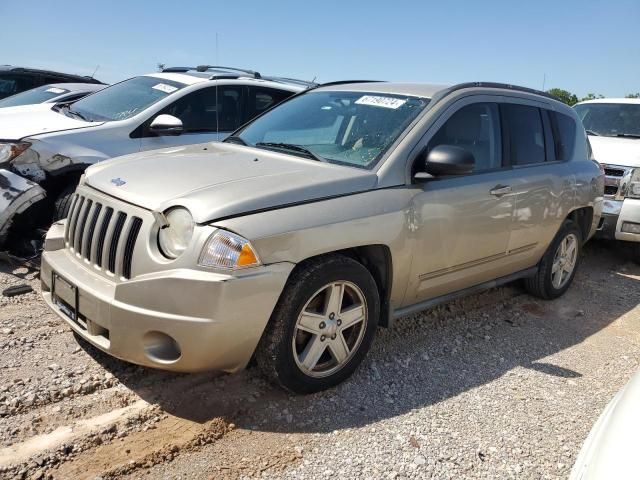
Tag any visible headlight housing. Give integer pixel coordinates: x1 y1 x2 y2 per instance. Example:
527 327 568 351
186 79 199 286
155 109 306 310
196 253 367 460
157 208 194 259
626 168 640 199
198 230 260 270
0 142 31 164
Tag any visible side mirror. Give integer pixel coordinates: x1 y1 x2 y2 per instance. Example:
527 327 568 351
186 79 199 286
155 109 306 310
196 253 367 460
419 145 475 177
149 114 183 136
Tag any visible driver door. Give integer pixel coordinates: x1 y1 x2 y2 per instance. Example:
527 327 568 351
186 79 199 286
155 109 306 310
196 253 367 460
139 85 245 151
406 101 518 304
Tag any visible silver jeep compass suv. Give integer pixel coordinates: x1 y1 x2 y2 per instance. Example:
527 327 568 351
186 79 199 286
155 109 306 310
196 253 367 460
41 81 604 393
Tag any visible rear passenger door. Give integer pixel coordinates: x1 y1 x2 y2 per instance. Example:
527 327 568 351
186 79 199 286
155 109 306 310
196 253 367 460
500 100 575 268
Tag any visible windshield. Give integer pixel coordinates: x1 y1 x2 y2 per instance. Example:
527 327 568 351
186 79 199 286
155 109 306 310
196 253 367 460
574 103 640 137
234 91 429 169
0 85 70 108
69 76 185 122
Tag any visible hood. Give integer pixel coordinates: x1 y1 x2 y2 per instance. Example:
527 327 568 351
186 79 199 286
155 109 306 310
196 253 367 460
0 103 104 140
571 370 640 479
589 135 640 168
85 143 379 223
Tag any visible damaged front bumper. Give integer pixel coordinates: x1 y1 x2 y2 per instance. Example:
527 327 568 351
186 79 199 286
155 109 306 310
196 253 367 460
0 168 45 243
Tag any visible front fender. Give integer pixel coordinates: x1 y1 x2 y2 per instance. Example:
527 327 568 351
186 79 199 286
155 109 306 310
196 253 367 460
0 169 46 244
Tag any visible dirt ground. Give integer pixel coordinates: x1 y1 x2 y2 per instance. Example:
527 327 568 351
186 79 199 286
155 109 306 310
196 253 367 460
0 240 638 479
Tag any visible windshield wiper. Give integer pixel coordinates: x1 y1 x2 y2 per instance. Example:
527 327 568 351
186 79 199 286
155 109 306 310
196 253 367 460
61 105 90 122
615 133 640 139
586 130 599 136
255 142 325 162
224 135 249 146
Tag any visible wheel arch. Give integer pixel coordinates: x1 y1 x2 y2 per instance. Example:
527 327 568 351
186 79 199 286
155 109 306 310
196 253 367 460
286 245 394 328
566 206 593 244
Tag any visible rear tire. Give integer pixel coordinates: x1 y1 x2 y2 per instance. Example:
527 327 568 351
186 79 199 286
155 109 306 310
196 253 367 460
525 220 582 300
255 255 380 394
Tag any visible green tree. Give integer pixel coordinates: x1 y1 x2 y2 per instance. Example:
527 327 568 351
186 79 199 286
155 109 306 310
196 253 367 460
581 93 604 101
626 93 640 98
547 88 579 106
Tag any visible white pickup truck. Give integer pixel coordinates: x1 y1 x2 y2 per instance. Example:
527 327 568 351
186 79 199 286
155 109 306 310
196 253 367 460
574 98 640 261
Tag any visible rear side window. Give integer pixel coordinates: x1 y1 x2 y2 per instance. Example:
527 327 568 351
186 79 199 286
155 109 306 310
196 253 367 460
427 102 502 172
246 87 292 120
0 74 35 100
503 104 546 165
549 111 577 161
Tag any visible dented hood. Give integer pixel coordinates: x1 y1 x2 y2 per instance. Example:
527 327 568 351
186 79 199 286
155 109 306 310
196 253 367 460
589 135 640 168
0 103 104 140
85 142 378 223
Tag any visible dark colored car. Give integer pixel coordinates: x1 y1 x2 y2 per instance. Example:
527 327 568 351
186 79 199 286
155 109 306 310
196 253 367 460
0 65 104 100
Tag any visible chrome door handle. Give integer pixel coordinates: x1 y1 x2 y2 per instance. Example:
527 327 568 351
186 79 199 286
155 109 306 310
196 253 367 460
490 185 512 197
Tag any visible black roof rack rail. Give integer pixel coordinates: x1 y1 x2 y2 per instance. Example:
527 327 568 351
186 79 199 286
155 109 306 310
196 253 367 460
161 65 262 78
430 82 557 104
161 66 195 73
195 65 261 78
261 76 318 88
317 80 385 88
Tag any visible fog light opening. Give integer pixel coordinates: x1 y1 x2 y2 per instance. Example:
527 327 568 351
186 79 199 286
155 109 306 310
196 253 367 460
621 221 640 234
143 331 181 364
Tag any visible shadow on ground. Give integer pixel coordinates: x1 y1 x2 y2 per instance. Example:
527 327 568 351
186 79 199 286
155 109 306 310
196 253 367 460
77 240 639 433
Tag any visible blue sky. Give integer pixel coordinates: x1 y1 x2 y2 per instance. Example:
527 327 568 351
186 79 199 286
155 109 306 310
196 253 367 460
2 0 638 97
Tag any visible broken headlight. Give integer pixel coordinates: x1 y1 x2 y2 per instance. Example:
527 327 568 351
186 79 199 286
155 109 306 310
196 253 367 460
157 207 195 259
0 142 31 165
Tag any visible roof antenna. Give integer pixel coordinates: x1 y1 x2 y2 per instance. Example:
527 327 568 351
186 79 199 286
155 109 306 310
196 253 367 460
215 33 219 135
91 65 100 79
542 73 546 91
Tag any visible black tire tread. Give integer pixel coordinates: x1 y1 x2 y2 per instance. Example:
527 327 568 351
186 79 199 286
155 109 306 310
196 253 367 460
53 185 77 221
524 220 582 300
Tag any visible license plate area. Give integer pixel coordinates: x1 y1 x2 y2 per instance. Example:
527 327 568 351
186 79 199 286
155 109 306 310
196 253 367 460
52 271 87 330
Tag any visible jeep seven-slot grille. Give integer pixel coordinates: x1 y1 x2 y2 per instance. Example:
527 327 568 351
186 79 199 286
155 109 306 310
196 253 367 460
64 194 143 279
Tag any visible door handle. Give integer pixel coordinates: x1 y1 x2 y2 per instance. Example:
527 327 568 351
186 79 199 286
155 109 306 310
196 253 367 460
490 185 512 197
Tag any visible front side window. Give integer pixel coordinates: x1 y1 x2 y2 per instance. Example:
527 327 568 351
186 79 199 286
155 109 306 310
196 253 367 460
69 76 186 122
151 85 244 134
503 104 546 165
427 103 502 172
574 103 640 138
0 85 70 107
234 91 428 169
0 74 34 100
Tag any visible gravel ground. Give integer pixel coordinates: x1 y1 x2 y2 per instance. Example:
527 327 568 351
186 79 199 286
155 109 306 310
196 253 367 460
0 240 638 479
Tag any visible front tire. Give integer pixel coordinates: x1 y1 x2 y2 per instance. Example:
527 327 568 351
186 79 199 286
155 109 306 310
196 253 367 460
53 184 77 221
525 220 582 300
256 255 380 394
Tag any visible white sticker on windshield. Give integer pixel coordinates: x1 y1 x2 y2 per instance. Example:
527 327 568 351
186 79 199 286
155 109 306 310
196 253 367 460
46 87 66 94
355 95 407 109
152 83 178 94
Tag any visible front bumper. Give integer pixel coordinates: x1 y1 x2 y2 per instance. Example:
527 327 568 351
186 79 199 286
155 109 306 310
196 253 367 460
596 198 640 243
41 223 294 373
0 168 45 243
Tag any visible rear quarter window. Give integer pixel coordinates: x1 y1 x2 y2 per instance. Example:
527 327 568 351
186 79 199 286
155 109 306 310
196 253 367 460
550 111 577 161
